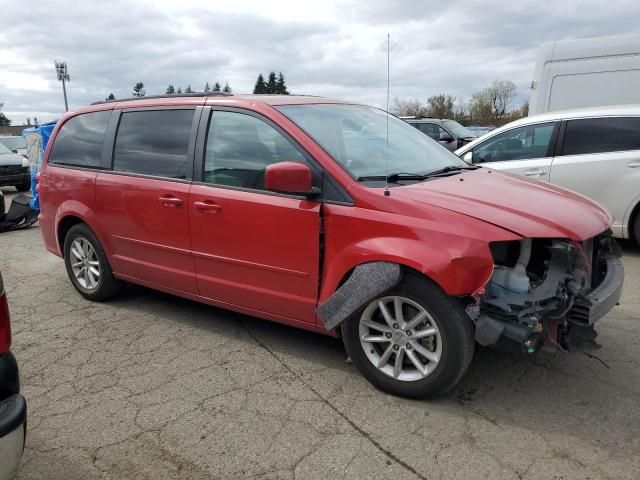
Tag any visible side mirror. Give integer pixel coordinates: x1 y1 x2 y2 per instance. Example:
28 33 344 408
439 132 454 142
462 151 473 164
265 161 319 197
11 149 18 154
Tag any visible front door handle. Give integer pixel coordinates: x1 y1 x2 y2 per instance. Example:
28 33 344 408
628 161 640 168
158 195 183 208
193 200 222 214
523 168 547 177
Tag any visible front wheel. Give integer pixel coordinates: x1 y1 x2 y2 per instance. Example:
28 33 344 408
342 273 474 398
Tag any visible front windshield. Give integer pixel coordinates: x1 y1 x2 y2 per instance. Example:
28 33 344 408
441 120 474 138
276 104 467 179
0 142 13 155
0 137 26 150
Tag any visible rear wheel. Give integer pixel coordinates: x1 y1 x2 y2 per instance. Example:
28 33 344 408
63 223 121 301
633 211 640 246
343 273 474 398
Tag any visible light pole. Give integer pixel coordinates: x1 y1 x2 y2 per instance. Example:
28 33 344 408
54 61 70 112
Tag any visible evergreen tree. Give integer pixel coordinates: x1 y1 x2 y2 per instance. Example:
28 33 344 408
213 82 221 92
166 84 175 94
253 73 266 94
26 118 31 126
106 93 116 101
177 86 182 94
222 82 232 93
275 72 289 95
204 82 211 92
185 85 193 93
0 112 11 127
266 71 277 94
132 82 145 97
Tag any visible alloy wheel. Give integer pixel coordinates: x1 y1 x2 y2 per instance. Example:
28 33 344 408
359 295 442 382
70 237 101 290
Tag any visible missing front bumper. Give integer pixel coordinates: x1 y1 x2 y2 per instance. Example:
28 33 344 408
569 257 624 326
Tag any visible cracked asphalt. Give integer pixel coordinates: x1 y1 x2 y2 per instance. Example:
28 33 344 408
1 189 639 479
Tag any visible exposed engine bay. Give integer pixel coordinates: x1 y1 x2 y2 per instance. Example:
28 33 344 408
470 232 623 353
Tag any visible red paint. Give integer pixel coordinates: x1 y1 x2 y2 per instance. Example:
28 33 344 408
39 95 613 335
0 274 10 353
264 161 313 194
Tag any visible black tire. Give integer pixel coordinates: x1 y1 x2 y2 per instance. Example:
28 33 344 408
633 211 640 247
63 223 121 301
15 181 30 192
342 272 475 398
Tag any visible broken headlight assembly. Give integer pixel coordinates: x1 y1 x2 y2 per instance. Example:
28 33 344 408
471 233 622 353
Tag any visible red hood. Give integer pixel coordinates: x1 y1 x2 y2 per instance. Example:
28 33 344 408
393 169 612 240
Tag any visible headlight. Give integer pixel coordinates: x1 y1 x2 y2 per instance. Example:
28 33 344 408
21 156 29 168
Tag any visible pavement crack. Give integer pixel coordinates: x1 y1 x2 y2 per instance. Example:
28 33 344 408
234 314 428 480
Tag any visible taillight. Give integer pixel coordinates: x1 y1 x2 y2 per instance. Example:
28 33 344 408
0 274 10 353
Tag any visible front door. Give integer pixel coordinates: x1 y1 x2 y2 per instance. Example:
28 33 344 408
95 108 199 294
469 122 559 181
189 109 321 323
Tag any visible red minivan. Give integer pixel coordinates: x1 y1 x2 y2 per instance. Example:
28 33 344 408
38 93 624 397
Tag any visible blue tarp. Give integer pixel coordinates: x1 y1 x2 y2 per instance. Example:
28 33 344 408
22 120 57 210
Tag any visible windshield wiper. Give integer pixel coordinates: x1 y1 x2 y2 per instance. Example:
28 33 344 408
423 165 479 177
357 172 428 183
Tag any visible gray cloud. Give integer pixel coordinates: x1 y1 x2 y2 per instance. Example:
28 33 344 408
1 0 639 124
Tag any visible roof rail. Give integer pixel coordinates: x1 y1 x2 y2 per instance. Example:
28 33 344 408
91 91 233 105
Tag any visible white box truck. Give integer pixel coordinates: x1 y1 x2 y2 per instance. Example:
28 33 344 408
529 33 640 116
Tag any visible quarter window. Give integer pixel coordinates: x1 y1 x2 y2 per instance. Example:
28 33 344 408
203 111 305 190
49 110 111 167
472 122 557 163
562 117 640 155
113 109 194 179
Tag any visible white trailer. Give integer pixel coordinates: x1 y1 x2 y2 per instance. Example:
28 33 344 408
529 33 640 116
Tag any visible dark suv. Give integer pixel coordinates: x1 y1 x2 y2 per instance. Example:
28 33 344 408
0 142 30 192
402 117 476 152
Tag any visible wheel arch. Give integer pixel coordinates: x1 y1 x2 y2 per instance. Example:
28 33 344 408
54 202 106 258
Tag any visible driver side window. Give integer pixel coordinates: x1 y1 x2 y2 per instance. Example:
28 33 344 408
472 122 557 163
417 123 447 141
203 111 306 190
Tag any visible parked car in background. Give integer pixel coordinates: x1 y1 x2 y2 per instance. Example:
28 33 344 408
0 271 26 480
529 33 640 115
39 94 623 398
401 117 476 151
466 126 495 138
0 137 27 157
0 143 30 192
455 105 640 245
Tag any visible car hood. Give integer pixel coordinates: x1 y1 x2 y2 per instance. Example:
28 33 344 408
0 152 24 167
393 169 612 240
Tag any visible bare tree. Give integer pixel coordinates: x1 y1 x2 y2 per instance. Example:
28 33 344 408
486 80 517 121
391 97 429 117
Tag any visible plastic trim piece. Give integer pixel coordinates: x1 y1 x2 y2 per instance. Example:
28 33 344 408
316 262 402 330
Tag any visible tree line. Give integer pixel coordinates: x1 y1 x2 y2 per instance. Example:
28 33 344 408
104 71 291 101
391 80 528 126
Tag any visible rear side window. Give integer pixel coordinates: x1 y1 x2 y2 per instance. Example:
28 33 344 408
113 109 194 179
562 117 640 155
49 110 111 167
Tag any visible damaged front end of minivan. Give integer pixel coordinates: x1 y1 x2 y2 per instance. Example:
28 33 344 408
470 232 624 353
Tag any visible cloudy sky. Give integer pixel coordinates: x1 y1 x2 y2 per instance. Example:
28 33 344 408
1 0 640 124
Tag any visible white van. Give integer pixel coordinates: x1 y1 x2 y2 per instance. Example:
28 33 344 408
529 34 640 116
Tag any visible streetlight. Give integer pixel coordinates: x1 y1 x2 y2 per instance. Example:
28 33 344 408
54 61 70 112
